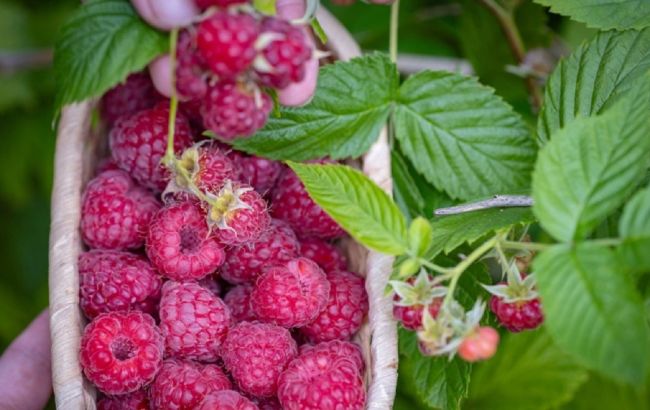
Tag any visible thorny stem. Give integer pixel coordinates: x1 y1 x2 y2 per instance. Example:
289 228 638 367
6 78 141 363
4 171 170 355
389 0 400 64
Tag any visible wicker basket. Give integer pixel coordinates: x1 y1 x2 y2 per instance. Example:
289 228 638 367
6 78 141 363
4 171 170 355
48 8 397 409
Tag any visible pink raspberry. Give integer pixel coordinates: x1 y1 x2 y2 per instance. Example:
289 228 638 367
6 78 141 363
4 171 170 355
197 11 258 78
146 200 225 281
252 258 330 328
272 168 345 239
221 219 299 284
228 150 283 194
193 142 238 193
80 169 160 250
101 72 161 125
457 326 500 362
150 359 232 410
299 340 365 372
255 17 312 89
278 345 366 410
79 250 162 319
79 311 163 395
222 321 298 397
300 270 368 343
198 274 223 296
109 103 194 191
223 284 256 322
199 390 259 410
194 0 248 9
490 295 543 332
392 275 445 331
97 390 149 410
201 81 272 140
176 29 209 100
299 238 348 273
159 281 231 362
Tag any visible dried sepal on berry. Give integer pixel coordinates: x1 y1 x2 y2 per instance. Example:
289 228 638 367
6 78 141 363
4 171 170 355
483 261 539 303
206 180 254 230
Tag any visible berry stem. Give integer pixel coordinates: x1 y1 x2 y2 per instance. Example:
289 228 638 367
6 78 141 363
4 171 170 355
389 0 400 64
418 258 452 275
499 240 548 252
165 28 180 166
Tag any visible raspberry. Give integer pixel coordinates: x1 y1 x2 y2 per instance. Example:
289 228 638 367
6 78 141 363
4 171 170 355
207 181 271 246
150 359 232 410
194 0 248 9
97 390 149 410
228 150 283 194
96 158 121 173
299 238 348 273
221 219 299 284
110 103 194 191
252 258 330 328
199 390 259 410
223 284 256 322
393 300 442 331
300 270 368 343
201 81 272 140
222 321 298 397
197 11 258 78
199 274 223 296
255 18 312 89
193 142 238 193
490 296 543 332
80 170 160 250
176 29 209 100
278 345 366 410
299 340 365 372
101 72 161 125
146 200 225 281
79 250 162 319
159 281 231 362
79 311 163 395
392 272 446 331
457 326 499 362
271 167 345 239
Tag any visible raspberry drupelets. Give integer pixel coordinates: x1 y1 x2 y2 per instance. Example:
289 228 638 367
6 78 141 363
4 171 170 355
224 284 257 322
192 142 239 193
490 296 543 332
299 340 365 372
176 29 209 100
79 311 163 395
299 238 348 273
100 72 160 126
199 390 259 410
79 250 162 319
80 169 160 250
227 150 283 194
97 390 149 410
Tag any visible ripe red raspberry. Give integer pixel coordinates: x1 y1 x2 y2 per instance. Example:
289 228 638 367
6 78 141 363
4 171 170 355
201 81 272 140
221 219 299 284
109 103 194 191
223 284 256 322
299 238 348 273
79 250 162 319
176 29 209 100
490 295 543 332
101 72 161 125
199 390 259 410
193 142 238 193
146 200 225 281
252 258 330 328
271 168 345 239
159 281 231 362
255 18 312 89
228 150 283 194
299 340 365 372
150 359 232 410
278 345 366 410
81 170 160 250
79 311 163 395
457 326 499 362
300 270 368 343
392 272 446 331
207 181 271 246
222 322 298 397
197 11 258 78
199 274 223 296
393 299 442 331
97 390 149 410
194 0 248 9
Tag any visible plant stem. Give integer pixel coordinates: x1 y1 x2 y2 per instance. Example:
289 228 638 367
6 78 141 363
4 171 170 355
500 240 549 252
389 0 400 64
165 29 179 164
419 259 453 275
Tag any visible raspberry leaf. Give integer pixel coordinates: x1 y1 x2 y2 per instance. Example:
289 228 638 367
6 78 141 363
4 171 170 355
408 217 434 258
288 162 408 255
617 187 650 275
533 0 650 30
533 243 649 385
54 0 167 113
537 28 650 143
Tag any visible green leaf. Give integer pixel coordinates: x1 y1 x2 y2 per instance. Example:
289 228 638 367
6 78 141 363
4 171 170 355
534 0 650 30
466 329 588 410
288 162 408 255
253 0 276 15
408 217 433 258
532 79 650 242
311 17 328 44
618 187 650 275
394 70 537 200
54 0 167 111
533 243 650 385
560 372 649 410
537 28 650 143
233 53 398 160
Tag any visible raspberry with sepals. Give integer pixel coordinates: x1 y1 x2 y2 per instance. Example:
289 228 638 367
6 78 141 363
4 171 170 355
109 103 194 191
222 321 298 397
300 270 368 343
457 326 499 362
201 81 272 140
391 270 447 331
146 200 225 281
228 150 283 194
176 29 209 100
172 141 238 196
252 257 330 328
79 250 162 319
299 238 348 273
221 219 299 284
97 390 149 410
101 72 161 126
80 169 160 250
149 359 232 410
159 281 231 362
299 340 365 372
223 284 256 321
79 311 163 395
199 390 260 410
